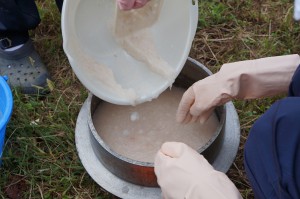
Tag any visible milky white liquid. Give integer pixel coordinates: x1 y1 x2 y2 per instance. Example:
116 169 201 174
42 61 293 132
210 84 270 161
93 87 220 163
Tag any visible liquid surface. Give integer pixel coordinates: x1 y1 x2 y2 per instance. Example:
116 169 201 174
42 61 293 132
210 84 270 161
93 87 220 163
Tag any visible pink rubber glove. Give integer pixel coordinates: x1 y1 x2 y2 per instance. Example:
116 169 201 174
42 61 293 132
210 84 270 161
154 142 242 199
117 0 150 10
177 54 300 124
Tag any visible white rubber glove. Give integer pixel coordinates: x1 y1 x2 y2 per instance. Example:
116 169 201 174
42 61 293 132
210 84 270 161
154 142 242 199
177 54 300 124
117 0 150 10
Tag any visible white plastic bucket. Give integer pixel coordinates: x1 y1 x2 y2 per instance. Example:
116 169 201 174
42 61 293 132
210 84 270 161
62 0 198 105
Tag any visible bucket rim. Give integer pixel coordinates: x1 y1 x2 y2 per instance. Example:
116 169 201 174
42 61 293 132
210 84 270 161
0 76 13 131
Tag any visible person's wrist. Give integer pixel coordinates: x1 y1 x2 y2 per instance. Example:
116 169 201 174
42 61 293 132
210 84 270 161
207 71 233 106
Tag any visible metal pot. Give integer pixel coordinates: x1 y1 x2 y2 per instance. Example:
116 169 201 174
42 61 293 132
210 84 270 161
86 58 227 187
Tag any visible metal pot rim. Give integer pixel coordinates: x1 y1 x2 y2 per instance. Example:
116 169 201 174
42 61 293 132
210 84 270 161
87 93 226 167
87 57 227 167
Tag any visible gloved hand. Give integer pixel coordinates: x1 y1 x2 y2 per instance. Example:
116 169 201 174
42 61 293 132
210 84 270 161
176 54 300 124
154 142 242 199
117 0 150 10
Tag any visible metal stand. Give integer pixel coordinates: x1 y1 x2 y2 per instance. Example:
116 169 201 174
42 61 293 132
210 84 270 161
75 99 240 199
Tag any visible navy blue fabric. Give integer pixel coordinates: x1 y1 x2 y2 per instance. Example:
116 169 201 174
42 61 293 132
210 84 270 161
0 0 63 48
244 65 300 199
289 65 300 97
0 0 41 32
56 0 63 13
0 0 40 47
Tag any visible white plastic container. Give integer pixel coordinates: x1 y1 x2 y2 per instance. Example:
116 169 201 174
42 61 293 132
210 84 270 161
62 0 198 105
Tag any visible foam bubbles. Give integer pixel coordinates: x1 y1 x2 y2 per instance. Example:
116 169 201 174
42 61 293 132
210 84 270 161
130 112 140 121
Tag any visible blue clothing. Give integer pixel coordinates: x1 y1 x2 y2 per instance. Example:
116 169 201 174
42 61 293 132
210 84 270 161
244 65 300 199
289 64 300 96
0 0 63 49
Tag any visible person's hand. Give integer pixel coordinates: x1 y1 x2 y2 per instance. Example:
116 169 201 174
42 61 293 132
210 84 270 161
154 142 242 199
176 54 300 124
176 73 222 124
117 0 150 10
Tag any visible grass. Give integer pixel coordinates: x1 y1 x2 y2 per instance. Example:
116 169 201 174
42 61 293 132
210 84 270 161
0 0 299 198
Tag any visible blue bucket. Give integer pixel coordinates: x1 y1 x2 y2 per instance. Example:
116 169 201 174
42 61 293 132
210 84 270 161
0 76 13 163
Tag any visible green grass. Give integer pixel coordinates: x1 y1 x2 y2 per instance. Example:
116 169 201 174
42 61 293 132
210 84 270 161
0 89 112 198
0 1 114 198
1 0 300 198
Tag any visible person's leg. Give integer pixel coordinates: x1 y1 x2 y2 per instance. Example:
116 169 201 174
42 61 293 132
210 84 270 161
0 0 40 48
0 0 50 94
244 97 300 199
55 0 64 13
288 64 300 97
